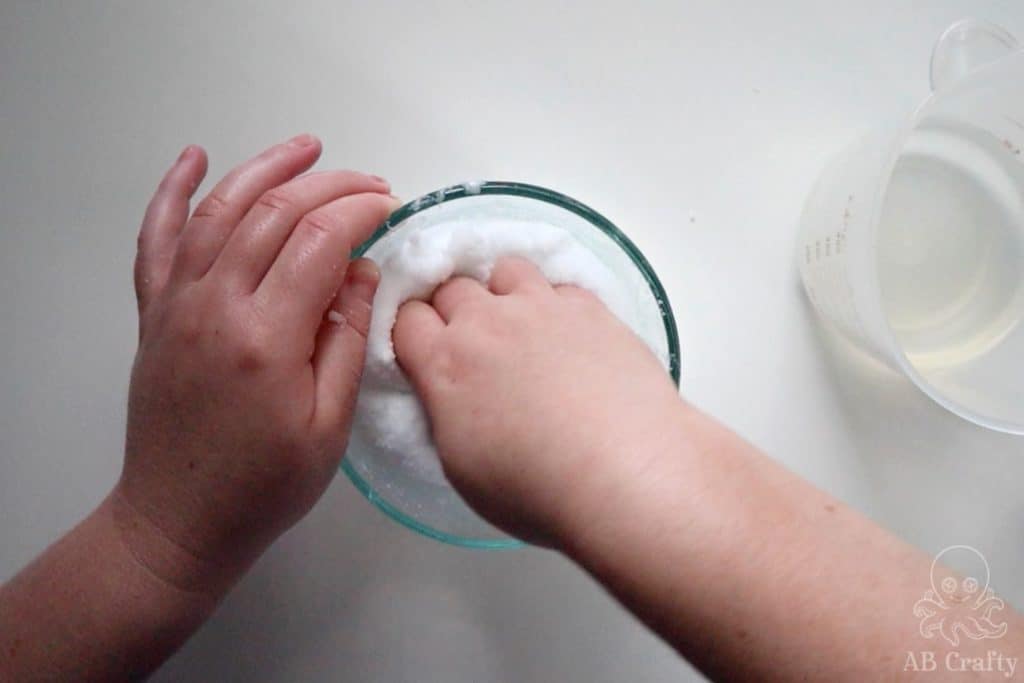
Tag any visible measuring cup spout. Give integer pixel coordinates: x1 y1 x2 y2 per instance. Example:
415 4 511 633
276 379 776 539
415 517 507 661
930 19 1020 92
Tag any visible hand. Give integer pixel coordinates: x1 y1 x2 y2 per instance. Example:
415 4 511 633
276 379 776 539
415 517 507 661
117 135 397 590
393 257 682 546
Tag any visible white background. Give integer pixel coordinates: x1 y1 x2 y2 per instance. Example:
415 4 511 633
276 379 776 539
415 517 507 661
2 2 1022 681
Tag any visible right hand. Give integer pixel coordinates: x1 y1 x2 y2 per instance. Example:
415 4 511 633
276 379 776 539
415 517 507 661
393 257 684 546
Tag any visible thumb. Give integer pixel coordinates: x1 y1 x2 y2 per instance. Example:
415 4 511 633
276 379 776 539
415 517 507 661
393 299 445 399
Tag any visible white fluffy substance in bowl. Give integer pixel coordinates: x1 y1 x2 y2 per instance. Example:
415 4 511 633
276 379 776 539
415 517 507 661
352 193 668 486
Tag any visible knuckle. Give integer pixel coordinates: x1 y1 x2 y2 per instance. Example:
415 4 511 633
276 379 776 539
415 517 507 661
169 310 205 346
254 188 300 215
133 258 155 303
442 335 486 378
431 346 460 385
338 302 372 341
234 342 271 373
566 287 600 308
552 286 593 309
133 251 147 281
192 191 229 220
231 327 274 372
156 171 180 195
493 299 529 326
296 211 339 242
173 232 209 268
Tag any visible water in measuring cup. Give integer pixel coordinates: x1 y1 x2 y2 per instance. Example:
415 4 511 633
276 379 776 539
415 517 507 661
877 119 1024 370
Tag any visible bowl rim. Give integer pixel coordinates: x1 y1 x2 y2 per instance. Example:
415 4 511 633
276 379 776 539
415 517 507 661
341 180 682 549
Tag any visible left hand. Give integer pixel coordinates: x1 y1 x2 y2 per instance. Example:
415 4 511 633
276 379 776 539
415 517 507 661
116 135 398 590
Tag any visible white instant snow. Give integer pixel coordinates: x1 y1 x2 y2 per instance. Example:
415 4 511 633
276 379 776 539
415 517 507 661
353 217 651 485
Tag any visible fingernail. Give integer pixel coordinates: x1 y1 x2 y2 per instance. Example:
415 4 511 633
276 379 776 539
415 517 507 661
177 145 197 163
367 174 391 193
287 133 318 148
387 194 403 210
347 258 381 291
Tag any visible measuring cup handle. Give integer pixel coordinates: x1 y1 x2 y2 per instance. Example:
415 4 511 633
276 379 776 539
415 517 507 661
930 18 1020 91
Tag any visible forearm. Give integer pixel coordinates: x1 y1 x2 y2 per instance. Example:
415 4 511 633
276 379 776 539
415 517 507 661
560 403 1024 681
0 488 233 682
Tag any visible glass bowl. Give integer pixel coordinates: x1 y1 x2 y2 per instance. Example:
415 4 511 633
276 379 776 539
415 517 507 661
341 181 681 549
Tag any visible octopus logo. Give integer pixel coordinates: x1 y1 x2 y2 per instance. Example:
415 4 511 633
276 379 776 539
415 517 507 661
913 545 1008 647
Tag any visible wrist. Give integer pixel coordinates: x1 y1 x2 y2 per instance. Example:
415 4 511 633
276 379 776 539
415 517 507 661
550 397 702 557
0 492 228 681
105 483 243 601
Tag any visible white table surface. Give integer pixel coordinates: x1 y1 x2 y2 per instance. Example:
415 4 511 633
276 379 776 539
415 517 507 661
2 2 1023 681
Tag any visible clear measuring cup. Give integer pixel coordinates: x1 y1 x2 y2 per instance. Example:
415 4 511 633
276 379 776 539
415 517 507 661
798 19 1024 434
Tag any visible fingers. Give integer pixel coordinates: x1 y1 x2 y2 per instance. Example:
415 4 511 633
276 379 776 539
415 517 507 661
555 283 600 304
431 277 490 322
170 134 322 283
135 145 208 314
393 300 445 388
488 255 551 295
312 258 380 430
209 170 390 292
256 192 398 335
